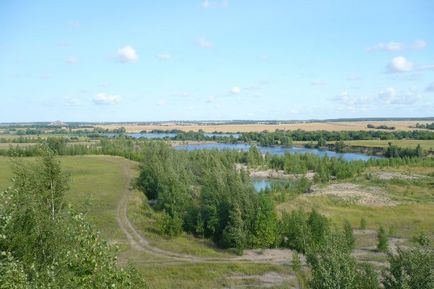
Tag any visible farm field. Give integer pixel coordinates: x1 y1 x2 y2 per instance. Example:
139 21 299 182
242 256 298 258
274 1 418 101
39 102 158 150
96 120 428 133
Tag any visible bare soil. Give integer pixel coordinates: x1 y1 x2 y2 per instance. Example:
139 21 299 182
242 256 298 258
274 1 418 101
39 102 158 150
308 183 398 207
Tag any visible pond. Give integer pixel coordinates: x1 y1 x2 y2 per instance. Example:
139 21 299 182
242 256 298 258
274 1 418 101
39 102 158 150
175 143 380 161
252 179 289 192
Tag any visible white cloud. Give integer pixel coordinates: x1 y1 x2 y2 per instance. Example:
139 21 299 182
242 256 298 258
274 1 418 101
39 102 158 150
387 56 414 73
417 64 434 71
65 97 81 106
197 38 213 49
157 99 167 106
411 39 427 50
157 53 171 60
346 74 361 81
377 87 397 104
93 93 120 105
334 88 421 111
65 56 78 64
367 41 404 52
335 91 353 104
99 81 110 88
202 0 229 8
426 82 434 92
68 20 80 28
117 46 138 62
206 95 215 103
310 80 326 86
230 86 241 94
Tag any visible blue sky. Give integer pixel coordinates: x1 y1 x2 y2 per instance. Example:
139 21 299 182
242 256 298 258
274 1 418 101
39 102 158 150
1 0 433 122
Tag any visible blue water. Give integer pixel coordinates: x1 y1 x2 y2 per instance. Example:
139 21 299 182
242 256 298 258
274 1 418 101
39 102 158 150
103 132 240 139
128 133 177 139
175 143 380 161
252 179 291 192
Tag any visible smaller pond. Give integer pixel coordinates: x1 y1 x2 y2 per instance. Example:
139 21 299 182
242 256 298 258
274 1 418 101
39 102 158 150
252 179 288 192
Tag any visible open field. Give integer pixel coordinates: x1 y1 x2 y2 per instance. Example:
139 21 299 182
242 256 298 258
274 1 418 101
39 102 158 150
96 120 429 133
340 139 434 150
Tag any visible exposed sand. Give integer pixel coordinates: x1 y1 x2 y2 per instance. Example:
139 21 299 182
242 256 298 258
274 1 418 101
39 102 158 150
372 171 425 180
226 271 299 289
236 164 315 180
308 183 397 207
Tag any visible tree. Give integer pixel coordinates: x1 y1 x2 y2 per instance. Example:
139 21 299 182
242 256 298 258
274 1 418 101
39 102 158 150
281 210 310 252
307 233 380 289
247 145 262 167
291 251 302 272
0 154 147 288
222 204 246 254
383 247 434 289
159 210 183 237
249 193 279 248
360 218 367 230
343 220 355 250
308 209 330 249
377 226 388 252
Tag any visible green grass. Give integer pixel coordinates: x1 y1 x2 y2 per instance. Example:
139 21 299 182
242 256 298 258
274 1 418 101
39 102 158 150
137 262 294 289
341 139 434 150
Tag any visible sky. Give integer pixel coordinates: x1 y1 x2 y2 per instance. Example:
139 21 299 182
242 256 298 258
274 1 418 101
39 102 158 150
1 0 434 122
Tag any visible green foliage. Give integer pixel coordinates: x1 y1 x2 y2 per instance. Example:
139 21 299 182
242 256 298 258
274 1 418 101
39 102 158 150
247 145 262 167
0 154 147 288
382 247 434 289
412 232 430 247
377 225 389 252
0 253 30 289
360 217 367 230
248 193 279 248
291 251 301 272
281 209 310 252
281 209 330 253
343 220 355 250
385 143 424 158
159 210 183 237
136 142 272 250
222 204 246 254
307 233 380 289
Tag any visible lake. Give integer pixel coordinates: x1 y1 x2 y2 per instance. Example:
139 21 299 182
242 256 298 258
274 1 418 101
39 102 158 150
103 132 240 139
175 143 380 161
